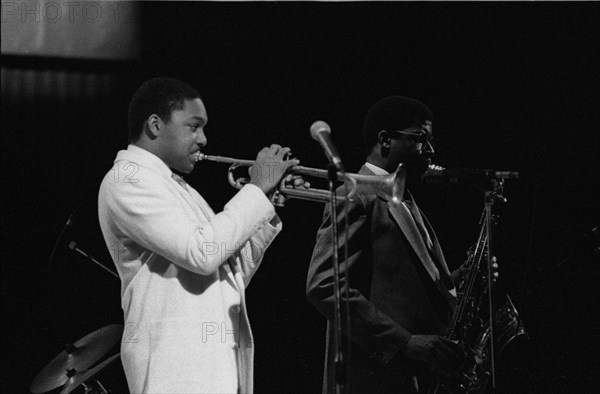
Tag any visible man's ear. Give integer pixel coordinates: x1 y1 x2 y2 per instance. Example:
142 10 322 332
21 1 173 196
145 114 162 139
377 130 392 148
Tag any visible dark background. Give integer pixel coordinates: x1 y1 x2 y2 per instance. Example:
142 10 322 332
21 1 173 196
2 2 599 393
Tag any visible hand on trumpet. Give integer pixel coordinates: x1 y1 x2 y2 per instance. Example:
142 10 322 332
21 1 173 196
248 144 304 195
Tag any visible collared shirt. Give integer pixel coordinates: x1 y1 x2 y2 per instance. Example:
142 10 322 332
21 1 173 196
364 161 389 176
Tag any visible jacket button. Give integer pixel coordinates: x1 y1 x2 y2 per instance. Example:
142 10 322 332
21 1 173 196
231 305 241 313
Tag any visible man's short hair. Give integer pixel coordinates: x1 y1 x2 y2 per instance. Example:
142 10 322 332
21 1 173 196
128 77 201 143
363 95 433 153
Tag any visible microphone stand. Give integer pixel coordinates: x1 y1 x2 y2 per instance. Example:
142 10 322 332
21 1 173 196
328 164 346 394
68 241 119 279
49 210 76 262
483 179 505 390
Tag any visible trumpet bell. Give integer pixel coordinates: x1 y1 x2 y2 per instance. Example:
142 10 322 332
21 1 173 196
343 163 406 206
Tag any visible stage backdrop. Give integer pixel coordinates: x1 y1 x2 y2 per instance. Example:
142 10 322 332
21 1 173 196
1 0 140 60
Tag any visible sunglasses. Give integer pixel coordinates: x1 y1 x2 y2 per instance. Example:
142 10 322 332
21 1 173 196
388 130 434 146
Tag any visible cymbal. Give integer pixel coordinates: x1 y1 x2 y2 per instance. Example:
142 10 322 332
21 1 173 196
30 324 123 393
59 353 120 394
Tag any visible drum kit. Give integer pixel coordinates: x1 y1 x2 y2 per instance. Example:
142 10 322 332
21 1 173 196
30 324 127 394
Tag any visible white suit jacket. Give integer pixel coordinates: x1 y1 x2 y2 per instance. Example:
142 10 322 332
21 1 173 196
98 145 281 393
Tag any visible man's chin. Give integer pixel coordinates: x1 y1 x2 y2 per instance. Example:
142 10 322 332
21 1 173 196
174 164 194 175
181 157 198 174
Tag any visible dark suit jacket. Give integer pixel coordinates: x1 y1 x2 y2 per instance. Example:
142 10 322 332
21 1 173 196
306 165 456 393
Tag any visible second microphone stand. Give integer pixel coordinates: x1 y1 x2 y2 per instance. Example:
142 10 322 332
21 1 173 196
327 164 348 394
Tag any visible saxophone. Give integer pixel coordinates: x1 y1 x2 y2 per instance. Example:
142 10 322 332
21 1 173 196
429 211 527 393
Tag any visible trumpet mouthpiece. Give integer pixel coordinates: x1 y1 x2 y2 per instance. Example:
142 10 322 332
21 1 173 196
193 152 205 162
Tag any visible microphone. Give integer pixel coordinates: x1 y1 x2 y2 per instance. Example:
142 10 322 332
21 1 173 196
424 167 520 184
310 120 344 171
49 210 76 262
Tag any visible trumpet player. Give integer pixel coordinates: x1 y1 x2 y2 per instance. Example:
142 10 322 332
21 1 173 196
98 77 307 394
307 96 466 393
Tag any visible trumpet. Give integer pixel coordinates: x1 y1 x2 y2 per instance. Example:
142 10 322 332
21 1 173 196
194 152 422 207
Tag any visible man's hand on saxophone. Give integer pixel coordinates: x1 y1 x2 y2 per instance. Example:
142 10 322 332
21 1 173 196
404 334 467 377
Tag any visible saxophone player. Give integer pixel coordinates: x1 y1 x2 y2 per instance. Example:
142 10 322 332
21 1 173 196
307 96 466 393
